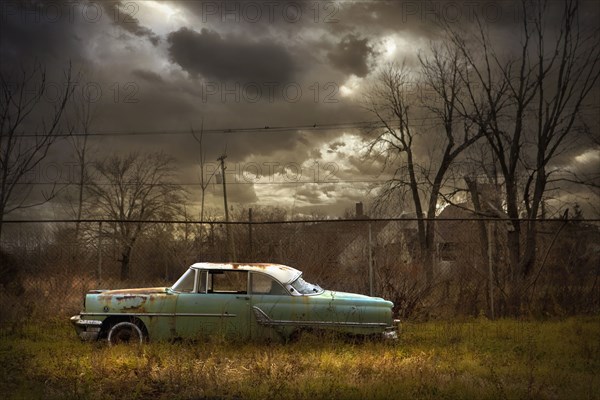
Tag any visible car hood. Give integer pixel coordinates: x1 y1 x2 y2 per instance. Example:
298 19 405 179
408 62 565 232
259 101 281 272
320 290 394 307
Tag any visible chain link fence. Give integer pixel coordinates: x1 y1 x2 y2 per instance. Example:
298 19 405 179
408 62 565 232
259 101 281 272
1 218 599 326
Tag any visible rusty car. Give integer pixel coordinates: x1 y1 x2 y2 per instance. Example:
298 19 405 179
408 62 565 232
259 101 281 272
70 262 400 344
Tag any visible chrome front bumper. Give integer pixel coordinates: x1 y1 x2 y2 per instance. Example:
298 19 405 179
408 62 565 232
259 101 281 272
383 319 401 340
70 315 103 341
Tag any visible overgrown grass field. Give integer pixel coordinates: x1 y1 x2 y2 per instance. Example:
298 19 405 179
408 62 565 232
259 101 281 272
1 317 598 399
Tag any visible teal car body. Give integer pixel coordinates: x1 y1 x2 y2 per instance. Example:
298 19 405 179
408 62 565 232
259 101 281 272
70 263 399 344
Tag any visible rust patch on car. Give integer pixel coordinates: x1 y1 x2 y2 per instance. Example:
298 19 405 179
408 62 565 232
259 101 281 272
100 287 166 295
97 291 160 314
228 262 280 270
253 263 280 268
122 305 146 313
115 295 140 301
250 263 270 269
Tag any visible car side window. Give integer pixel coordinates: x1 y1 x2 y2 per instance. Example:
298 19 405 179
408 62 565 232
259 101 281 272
197 271 207 293
250 273 288 295
208 270 248 294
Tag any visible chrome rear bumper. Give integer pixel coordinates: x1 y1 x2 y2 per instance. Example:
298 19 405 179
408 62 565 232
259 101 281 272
70 315 103 341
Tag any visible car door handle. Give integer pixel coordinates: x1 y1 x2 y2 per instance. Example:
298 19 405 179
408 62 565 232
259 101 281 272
236 296 250 300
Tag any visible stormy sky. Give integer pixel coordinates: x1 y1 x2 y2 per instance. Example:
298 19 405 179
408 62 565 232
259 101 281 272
1 0 599 219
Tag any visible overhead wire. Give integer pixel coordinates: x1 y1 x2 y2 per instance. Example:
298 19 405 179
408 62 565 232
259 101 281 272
14 103 599 137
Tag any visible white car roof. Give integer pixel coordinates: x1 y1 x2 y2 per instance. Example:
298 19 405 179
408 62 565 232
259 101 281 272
190 262 302 285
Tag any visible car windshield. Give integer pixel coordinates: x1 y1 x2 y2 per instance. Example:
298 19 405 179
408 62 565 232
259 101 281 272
291 276 323 295
172 269 195 292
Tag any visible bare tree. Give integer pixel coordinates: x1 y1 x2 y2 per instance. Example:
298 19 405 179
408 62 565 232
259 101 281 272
418 44 488 280
0 62 75 238
191 119 217 222
87 152 185 280
68 87 95 243
462 141 504 265
365 44 486 283
448 0 600 285
365 62 426 261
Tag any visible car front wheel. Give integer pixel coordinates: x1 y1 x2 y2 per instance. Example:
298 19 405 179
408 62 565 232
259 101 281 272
107 321 145 345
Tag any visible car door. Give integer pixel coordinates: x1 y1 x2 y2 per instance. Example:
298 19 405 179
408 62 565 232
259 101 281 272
175 270 251 339
249 272 299 340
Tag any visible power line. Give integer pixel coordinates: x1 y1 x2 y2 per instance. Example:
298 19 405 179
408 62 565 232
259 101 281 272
3 217 597 224
12 180 391 186
16 121 390 138
14 104 598 138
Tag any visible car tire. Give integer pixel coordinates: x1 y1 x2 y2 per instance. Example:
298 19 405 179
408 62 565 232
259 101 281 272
107 321 145 345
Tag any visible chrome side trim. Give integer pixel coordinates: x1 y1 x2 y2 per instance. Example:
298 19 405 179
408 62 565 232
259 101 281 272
71 315 103 326
252 306 389 328
80 312 237 317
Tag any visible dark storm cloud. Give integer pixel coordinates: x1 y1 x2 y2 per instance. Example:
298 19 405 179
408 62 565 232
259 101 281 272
99 1 160 46
327 34 376 77
2 0 597 219
328 140 345 152
324 1 442 38
174 1 341 30
327 0 598 42
0 0 87 65
295 186 325 204
167 27 296 82
132 69 165 84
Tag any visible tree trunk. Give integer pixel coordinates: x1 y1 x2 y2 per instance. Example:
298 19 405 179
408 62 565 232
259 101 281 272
424 194 439 285
423 157 453 285
504 178 521 280
405 149 428 281
521 221 537 278
0 210 4 245
521 167 546 277
120 245 132 281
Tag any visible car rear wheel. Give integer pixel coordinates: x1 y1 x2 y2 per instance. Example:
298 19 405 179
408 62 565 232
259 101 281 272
107 321 145 345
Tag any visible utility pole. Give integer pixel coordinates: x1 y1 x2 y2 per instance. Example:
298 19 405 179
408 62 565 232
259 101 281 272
97 221 102 280
487 221 495 320
368 222 373 297
248 208 253 259
218 155 236 262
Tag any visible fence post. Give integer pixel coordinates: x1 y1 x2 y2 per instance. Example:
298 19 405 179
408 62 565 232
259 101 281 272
248 208 253 259
97 221 102 280
487 221 495 320
368 222 373 297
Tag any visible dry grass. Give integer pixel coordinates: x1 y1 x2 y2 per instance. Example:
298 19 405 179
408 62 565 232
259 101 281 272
1 317 598 399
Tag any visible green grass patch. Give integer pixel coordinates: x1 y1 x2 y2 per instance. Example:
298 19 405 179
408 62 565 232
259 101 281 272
1 317 599 399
